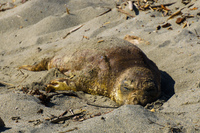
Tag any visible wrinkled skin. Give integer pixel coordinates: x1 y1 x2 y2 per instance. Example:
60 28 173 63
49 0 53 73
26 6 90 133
19 38 161 106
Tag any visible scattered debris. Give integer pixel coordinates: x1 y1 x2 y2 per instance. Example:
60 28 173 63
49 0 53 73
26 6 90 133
156 25 161 30
194 29 200 39
58 109 69 118
37 47 42 52
50 111 85 124
161 23 171 28
147 118 183 132
97 40 104 43
82 36 89 40
65 5 70 15
104 21 110 25
0 2 15 12
150 14 155 17
37 109 43 114
28 119 43 126
89 112 102 118
124 35 150 45
69 109 74 115
11 116 21 121
128 1 133 11
0 81 15 87
182 22 188 28
59 127 78 133
190 7 198 10
161 5 170 11
21 0 28 4
150 108 155 112
101 117 106 121
176 17 186 24
182 0 191 5
167 27 173 30
150 2 176 9
11 116 21 123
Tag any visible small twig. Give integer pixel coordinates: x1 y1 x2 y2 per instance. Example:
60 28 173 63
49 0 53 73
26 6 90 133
20 74 29 83
21 0 28 4
19 69 25 75
0 81 15 87
167 10 182 20
58 109 69 118
117 9 135 18
194 29 200 39
167 2 196 21
60 127 78 132
150 2 176 8
0 7 13 12
64 4 70 15
147 118 165 127
51 112 84 124
69 109 74 115
137 0 140 8
63 24 84 39
86 102 119 108
97 8 112 17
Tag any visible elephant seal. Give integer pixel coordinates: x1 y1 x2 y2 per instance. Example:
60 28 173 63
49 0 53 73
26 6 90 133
19 37 161 106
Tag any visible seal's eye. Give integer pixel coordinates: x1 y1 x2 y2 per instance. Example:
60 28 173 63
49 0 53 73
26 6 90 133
120 86 130 92
124 87 129 90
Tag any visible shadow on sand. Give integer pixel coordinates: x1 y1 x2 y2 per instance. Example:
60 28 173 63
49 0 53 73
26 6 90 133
160 71 175 101
0 127 12 132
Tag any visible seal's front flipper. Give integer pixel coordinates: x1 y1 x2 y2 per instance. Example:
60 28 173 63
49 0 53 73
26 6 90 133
45 78 77 92
19 58 50 71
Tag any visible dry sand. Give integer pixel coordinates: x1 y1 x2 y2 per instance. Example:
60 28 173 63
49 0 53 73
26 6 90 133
0 0 200 132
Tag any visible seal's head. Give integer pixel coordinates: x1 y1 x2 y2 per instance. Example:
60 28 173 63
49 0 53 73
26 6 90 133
111 67 161 106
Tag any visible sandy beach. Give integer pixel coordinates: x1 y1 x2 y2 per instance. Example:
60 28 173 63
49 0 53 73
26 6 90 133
0 0 200 132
